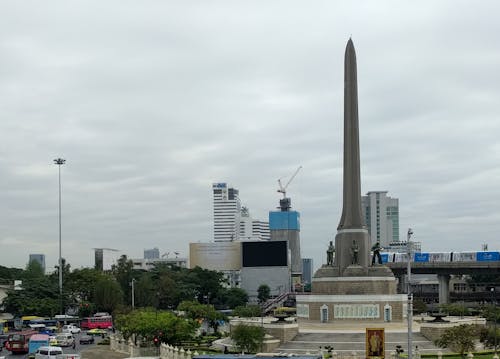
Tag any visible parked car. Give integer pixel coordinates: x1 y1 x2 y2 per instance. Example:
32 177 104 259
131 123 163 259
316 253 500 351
62 325 81 334
79 335 94 345
54 333 74 347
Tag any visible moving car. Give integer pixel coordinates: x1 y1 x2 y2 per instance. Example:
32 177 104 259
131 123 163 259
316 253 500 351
79 334 94 345
86 328 107 336
34 345 63 359
54 333 74 347
62 325 81 334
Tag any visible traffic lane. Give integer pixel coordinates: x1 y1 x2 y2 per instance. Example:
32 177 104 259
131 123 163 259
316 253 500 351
0 332 102 358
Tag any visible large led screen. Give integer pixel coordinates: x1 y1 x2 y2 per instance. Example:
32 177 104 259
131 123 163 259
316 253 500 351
242 241 287 267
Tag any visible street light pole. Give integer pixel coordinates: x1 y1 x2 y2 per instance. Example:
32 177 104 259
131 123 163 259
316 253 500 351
131 278 135 309
407 228 414 359
54 158 66 315
492 287 497 354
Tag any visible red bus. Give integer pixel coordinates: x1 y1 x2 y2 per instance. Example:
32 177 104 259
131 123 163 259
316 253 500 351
4 329 38 354
80 315 113 330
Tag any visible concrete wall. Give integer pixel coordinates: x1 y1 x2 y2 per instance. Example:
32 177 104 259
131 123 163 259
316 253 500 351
241 266 290 298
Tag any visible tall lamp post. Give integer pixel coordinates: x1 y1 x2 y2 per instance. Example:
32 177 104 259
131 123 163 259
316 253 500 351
491 287 497 354
407 228 414 359
54 158 66 315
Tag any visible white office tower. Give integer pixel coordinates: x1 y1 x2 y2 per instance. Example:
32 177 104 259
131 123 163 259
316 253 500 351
361 191 399 247
252 220 270 240
238 207 271 241
213 183 241 241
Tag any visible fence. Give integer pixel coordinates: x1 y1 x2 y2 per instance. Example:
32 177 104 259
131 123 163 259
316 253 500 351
109 333 202 359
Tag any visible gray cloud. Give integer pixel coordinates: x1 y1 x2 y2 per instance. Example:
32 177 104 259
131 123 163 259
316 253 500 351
1 1 500 272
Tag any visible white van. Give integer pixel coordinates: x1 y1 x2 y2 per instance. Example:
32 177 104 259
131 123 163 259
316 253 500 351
34 346 63 359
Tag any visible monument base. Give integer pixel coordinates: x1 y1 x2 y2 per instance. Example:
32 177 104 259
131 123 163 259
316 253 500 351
313 264 397 295
296 293 407 322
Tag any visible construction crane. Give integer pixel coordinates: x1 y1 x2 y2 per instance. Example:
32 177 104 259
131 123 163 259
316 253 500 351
277 166 302 211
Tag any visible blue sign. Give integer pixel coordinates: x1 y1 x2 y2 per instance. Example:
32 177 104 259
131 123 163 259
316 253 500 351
477 251 500 262
380 253 389 263
212 183 227 188
414 252 430 262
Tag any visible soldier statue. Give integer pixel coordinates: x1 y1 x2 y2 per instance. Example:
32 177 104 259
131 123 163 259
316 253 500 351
326 241 335 266
371 240 383 265
350 240 359 265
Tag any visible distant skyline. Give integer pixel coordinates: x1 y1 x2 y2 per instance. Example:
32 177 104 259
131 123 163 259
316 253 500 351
1 1 500 272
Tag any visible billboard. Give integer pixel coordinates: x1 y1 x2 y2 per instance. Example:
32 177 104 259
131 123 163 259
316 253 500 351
189 242 241 270
242 240 287 267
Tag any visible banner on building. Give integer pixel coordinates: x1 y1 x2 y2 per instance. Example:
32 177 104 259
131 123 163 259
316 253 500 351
366 328 385 359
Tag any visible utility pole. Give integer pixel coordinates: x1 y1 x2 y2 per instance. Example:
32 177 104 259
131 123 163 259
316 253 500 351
407 228 414 359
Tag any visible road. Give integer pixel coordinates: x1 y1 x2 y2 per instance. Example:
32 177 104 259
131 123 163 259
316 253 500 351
0 331 107 358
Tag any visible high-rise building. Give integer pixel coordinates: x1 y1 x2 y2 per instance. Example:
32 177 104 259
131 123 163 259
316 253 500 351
302 258 313 285
94 248 120 271
29 254 46 273
361 191 399 247
213 183 241 241
144 248 160 259
252 220 270 241
238 207 270 241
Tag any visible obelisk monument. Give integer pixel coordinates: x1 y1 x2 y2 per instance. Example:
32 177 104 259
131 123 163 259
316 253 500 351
334 38 371 275
296 40 403 324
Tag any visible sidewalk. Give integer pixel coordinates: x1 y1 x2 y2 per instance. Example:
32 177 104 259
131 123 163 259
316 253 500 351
81 345 129 359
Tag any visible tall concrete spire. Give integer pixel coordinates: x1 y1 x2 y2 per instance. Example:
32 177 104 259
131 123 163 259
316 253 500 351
334 39 370 274
338 38 364 231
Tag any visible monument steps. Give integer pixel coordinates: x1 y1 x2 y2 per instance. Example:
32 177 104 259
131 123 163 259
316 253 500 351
276 332 446 354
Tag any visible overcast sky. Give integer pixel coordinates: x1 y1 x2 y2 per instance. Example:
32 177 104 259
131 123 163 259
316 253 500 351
1 1 500 272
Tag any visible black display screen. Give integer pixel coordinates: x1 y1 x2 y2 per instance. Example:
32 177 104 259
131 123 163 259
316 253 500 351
242 241 287 267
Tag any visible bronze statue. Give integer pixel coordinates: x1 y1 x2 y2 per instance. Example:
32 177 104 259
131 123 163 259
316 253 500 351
350 240 359 265
371 240 383 265
327 241 335 266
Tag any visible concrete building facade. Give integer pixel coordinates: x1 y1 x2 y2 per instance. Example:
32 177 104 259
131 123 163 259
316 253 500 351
144 248 160 259
302 258 313 285
362 191 399 247
213 183 241 241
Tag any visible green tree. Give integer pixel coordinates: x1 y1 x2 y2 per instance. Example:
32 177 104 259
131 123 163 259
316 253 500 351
93 276 123 313
230 323 265 353
479 326 500 349
133 273 154 307
257 284 270 304
177 301 225 332
115 308 198 345
65 268 105 303
3 274 59 316
24 260 45 278
435 324 477 358
112 255 135 305
221 288 248 309
232 305 262 318
413 298 428 314
0 265 23 283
